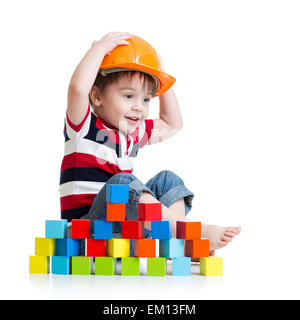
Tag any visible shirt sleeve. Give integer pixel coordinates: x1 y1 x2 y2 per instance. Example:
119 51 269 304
64 104 91 140
139 119 154 148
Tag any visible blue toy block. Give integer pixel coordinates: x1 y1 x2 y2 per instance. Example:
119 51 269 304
172 257 191 276
55 238 81 256
151 221 172 239
51 256 71 274
159 239 185 258
94 220 113 239
45 219 67 239
106 184 129 203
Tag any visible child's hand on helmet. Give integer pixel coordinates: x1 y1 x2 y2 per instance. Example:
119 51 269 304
92 32 132 56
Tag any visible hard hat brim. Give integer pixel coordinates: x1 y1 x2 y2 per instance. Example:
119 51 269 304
100 63 176 96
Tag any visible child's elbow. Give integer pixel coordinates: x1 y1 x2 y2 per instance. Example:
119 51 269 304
171 121 183 135
177 120 184 131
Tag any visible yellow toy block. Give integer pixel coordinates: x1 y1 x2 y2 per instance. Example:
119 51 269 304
29 256 49 274
200 256 223 276
106 238 130 257
35 237 55 256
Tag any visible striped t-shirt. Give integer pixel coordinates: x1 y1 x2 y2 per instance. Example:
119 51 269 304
59 104 153 221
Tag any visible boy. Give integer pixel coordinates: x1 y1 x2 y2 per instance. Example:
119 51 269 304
60 32 241 256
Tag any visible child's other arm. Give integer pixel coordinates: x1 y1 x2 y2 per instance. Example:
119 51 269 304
148 87 184 145
67 32 132 125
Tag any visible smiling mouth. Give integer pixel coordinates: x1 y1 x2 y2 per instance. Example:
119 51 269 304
125 116 140 123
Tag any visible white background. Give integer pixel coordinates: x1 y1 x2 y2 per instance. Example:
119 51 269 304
0 0 299 300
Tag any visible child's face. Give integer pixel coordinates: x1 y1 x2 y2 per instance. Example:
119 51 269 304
94 73 153 135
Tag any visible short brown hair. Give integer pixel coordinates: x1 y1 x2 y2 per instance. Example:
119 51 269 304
89 70 157 107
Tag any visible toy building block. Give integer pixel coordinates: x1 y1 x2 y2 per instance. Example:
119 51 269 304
147 257 167 276
185 238 210 258
159 239 185 258
121 257 140 276
71 256 92 275
151 221 172 239
106 238 130 257
176 221 201 240
86 239 105 257
94 220 113 239
134 239 156 257
106 202 126 221
45 219 67 239
29 256 49 274
200 256 223 276
172 257 191 276
51 256 71 275
95 257 116 275
35 237 55 256
106 184 129 203
138 203 162 221
121 221 144 239
71 219 90 238
55 238 81 256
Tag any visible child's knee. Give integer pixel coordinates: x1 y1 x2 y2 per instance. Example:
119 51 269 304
155 170 184 185
145 170 185 197
108 172 138 185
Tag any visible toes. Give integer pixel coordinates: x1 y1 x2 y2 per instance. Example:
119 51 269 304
226 226 241 235
225 227 236 234
224 231 235 238
221 235 232 242
234 226 241 234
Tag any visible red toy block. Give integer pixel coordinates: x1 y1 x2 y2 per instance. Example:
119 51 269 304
138 203 162 221
185 239 209 257
86 239 105 257
176 221 201 239
134 239 156 257
106 202 126 221
71 219 90 239
121 221 144 239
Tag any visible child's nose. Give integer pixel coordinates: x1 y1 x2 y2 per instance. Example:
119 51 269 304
132 104 142 112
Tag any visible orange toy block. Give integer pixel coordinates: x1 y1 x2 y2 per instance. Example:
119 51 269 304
176 221 201 239
185 239 209 257
134 239 156 257
106 202 126 221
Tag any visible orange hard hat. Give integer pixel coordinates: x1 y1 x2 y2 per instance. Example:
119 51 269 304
99 35 176 96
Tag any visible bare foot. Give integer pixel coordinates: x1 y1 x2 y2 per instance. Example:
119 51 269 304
165 225 241 263
202 224 241 252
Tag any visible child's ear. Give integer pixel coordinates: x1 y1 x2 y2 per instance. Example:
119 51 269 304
89 86 103 106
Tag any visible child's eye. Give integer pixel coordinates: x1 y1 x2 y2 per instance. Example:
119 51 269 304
124 95 133 99
144 98 150 103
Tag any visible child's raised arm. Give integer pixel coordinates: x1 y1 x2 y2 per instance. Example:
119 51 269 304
148 87 184 145
67 32 132 125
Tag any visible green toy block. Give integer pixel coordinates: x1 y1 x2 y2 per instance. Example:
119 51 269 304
147 257 167 276
95 257 115 275
29 256 49 274
71 256 91 275
121 257 140 276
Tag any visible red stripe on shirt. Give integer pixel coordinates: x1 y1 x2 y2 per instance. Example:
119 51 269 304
66 104 91 132
95 117 120 144
140 119 154 148
60 193 97 211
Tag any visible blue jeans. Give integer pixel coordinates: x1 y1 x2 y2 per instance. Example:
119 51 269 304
78 170 194 256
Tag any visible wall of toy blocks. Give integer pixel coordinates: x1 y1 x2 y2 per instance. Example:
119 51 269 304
29 184 222 276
